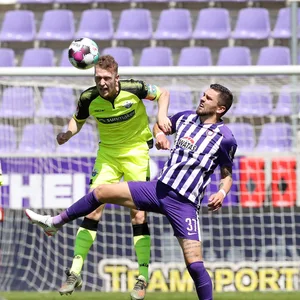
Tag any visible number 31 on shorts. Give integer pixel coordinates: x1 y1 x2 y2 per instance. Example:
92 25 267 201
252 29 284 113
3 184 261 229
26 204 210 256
185 218 198 236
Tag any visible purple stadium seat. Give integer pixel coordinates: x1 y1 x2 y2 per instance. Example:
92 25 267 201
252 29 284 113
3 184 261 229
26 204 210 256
273 85 299 116
0 10 35 42
139 47 173 66
18 0 53 3
0 87 35 118
174 0 208 2
59 48 72 67
154 9 192 40
178 47 212 66
217 47 251 66
257 46 291 65
256 123 292 152
0 124 17 153
57 123 98 153
36 87 76 118
232 8 270 39
227 123 255 152
102 47 133 66
95 0 130 2
192 8 230 40
233 85 273 117
272 8 300 39
18 124 56 153
37 10 75 41
0 48 15 67
167 85 194 115
55 0 92 3
21 48 55 67
76 9 113 40
114 9 152 40
216 0 246 2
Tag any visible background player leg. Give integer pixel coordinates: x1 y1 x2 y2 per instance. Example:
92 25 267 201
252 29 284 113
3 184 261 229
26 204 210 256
177 238 212 300
130 209 150 300
59 205 106 295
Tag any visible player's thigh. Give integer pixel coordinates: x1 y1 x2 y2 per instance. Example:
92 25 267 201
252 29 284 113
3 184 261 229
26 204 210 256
87 150 123 220
90 149 123 189
94 182 137 209
177 238 203 266
122 145 150 182
123 152 150 222
160 193 202 242
122 147 150 222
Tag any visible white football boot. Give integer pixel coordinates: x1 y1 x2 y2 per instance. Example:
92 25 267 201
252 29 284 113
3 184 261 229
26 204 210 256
25 209 58 237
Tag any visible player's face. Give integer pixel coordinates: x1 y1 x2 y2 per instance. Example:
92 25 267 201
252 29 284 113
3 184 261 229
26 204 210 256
94 66 119 99
196 88 221 117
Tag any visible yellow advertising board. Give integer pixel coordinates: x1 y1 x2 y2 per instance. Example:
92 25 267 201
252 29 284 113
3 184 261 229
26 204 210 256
98 259 299 293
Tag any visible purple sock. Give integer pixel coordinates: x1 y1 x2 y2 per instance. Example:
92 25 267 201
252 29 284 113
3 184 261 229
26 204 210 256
52 191 102 227
187 261 213 300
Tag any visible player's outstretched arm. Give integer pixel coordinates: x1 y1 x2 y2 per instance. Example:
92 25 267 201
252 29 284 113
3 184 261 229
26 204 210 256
56 118 85 145
156 87 172 134
208 165 233 212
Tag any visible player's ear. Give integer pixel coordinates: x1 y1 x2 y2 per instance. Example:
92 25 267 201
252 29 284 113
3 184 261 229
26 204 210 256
217 105 226 115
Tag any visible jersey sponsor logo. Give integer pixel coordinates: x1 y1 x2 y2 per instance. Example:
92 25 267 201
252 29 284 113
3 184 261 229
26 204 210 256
177 136 197 151
94 109 105 112
96 110 135 124
123 101 133 109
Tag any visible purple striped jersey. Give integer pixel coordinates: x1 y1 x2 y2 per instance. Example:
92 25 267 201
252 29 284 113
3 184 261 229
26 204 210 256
158 110 237 205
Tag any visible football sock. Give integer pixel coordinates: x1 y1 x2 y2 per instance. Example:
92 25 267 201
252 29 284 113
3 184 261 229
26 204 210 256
133 223 151 282
70 218 98 275
52 191 102 227
187 261 212 300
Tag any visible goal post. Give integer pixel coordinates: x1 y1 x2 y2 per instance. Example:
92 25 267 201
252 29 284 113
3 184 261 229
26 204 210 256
0 66 300 293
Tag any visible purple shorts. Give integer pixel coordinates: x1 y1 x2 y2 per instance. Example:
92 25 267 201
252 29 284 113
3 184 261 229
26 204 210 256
128 180 201 241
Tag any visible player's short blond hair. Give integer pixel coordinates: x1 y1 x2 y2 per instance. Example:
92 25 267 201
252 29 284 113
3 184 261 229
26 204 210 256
96 55 118 74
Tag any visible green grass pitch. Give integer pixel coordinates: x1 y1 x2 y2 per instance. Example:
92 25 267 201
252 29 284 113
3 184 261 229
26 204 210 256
1 292 300 300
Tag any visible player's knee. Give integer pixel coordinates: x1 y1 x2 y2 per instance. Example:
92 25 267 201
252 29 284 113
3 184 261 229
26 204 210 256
131 209 147 225
93 184 107 201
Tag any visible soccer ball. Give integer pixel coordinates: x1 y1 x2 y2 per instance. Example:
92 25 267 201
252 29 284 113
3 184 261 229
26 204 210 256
68 38 99 70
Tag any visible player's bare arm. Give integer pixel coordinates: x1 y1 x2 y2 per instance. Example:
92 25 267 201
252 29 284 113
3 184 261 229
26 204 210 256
155 87 172 134
208 165 233 212
153 122 171 150
56 118 85 145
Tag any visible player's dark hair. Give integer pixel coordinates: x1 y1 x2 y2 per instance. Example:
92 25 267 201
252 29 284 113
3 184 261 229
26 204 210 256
96 55 118 74
210 83 233 117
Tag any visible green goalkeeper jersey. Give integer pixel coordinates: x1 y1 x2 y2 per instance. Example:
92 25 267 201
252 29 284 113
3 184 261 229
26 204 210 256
73 79 161 148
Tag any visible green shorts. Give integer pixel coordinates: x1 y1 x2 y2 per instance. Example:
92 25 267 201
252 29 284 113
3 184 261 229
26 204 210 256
90 143 150 189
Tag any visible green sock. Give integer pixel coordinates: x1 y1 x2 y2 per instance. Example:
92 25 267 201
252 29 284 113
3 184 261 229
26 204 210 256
133 224 151 282
70 222 97 275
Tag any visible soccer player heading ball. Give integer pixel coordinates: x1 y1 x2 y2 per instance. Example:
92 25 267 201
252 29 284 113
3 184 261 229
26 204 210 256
26 77 237 299
48 54 171 299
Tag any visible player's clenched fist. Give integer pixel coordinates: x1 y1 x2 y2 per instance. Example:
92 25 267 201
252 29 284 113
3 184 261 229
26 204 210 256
56 131 72 145
155 133 170 150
